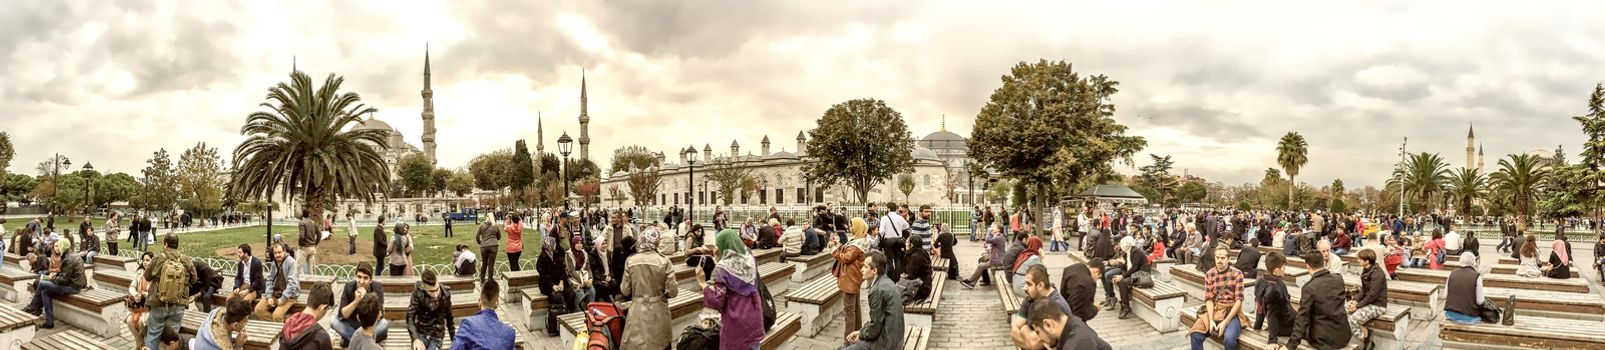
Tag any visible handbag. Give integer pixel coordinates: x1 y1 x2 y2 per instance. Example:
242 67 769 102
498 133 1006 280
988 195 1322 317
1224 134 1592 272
1478 300 1501 323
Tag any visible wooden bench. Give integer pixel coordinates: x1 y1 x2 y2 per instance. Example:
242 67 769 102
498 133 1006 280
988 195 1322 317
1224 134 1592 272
90 266 136 291
298 274 338 292
21 329 116 350
758 311 803 350
931 257 949 271
673 264 701 292
1397 268 1590 293
1169 265 1258 309
1180 307 1359 350
557 311 587 346
502 270 540 301
180 308 283 350
790 251 834 282
379 321 527 350
374 275 475 296
0 303 39 350
758 262 797 295
2 253 29 272
92 254 138 272
0 267 37 302
1489 264 1580 278
1439 314 1605 349
1152 257 1178 282
382 290 479 319
991 269 1021 315
1481 287 1605 321
1342 278 1442 320
900 326 932 350
51 287 127 337
518 288 551 332
904 273 946 331
666 252 687 265
753 248 783 266
1130 280 1188 333
1277 284 1411 350
782 275 841 336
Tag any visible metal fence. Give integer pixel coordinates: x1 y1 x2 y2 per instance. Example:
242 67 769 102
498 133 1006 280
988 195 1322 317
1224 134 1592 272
118 249 539 282
630 205 980 234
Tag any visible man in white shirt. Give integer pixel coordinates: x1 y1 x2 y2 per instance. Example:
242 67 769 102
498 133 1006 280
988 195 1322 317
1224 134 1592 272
346 214 359 255
879 203 910 282
1443 228 1464 256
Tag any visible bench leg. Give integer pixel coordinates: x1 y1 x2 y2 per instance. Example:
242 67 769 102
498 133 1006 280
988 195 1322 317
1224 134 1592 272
0 325 33 350
1154 263 1174 282
1371 312 1410 350
1134 296 1183 333
906 314 933 334
53 301 127 338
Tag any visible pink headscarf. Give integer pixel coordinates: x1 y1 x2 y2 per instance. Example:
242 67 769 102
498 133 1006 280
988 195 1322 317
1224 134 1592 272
1552 239 1571 266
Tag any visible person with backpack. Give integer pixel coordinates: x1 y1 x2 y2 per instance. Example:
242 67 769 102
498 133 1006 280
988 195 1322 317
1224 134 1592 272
21 240 85 329
388 223 413 276
372 216 389 276
143 234 197 350
451 280 515 350
620 227 677 350
475 218 500 283
698 229 766 350
278 282 335 350
255 243 301 322
841 250 904 350
406 271 455 350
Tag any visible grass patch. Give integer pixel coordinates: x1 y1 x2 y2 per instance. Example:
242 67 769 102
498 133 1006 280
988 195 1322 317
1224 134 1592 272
122 223 546 267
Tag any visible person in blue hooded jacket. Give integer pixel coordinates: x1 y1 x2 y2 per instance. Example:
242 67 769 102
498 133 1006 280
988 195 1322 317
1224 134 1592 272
450 280 516 350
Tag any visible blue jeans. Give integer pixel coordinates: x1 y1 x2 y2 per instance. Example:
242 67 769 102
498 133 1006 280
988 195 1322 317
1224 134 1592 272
1189 317 1241 350
26 280 79 323
413 334 443 350
146 306 185 350
1332 248 1348 256
574 286 596 309
1101 268 1124 298
1049 240 1069 252
332 319 389 346
1445 310 1481 324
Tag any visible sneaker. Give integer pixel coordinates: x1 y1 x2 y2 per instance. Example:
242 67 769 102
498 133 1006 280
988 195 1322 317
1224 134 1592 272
959 280 976 289
1501 295 1516 325
1117 307 1133 319
38 322 53 329
1103 300 1118 311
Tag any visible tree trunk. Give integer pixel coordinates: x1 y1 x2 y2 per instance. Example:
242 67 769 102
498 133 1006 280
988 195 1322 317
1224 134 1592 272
1034 181 1047 239
304 187 325 221
1287 173 1295 209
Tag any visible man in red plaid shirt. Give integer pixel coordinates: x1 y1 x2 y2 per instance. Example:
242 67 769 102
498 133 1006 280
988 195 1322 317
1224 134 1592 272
1189 245 1245 349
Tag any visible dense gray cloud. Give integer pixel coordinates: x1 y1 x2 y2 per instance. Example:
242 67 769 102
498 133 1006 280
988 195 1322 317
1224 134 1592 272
3 0 1605 191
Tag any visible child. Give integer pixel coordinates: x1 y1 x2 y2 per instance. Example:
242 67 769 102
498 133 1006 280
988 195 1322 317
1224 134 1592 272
1382 235 1404 279
1593 235 1605 283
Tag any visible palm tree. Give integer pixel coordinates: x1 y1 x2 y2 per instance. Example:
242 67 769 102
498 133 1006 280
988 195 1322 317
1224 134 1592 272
1446 167 1486 218
1276 132 1309 208
1489 153 1550 231
1389 152 1451 213
229 71 391 219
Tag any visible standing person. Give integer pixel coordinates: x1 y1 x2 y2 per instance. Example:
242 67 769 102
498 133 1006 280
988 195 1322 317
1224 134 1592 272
1593 235 1605 283
878 203 909 282
1027 298 1113 350
603 211 635 248
909 205 934 252
333 263 387 347
346 294 383 350
504 214 525 272
105 213 120 255
346 214 358 255
297 210 319 275
277 282 334 350
255 243 301 322
1348 249 1388 345
21 241 84 329
144 234 197 350
698 229 765 350
1254 252 1295 348
442 215 453 238
620 228 677 350
387 223 413 277
405 271 455 350
839 251 904 350
833 218 871 341
450 280 515 350
936 222 960 281
1280 251 1351 350
476 218 500 283
190 297 253 350
1188 246 1244 350
1544 232 1573 279
372 216 389 277
713 206 728 231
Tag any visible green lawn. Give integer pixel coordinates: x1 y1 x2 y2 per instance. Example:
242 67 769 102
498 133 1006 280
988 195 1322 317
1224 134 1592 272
124 223 547 267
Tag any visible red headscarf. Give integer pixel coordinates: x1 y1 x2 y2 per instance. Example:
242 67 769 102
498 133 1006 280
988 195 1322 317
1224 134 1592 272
1013 236 1044 272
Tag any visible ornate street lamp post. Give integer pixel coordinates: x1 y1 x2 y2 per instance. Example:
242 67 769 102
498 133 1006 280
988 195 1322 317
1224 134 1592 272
682 147 698 224
558 132 574 210
82 163 94 214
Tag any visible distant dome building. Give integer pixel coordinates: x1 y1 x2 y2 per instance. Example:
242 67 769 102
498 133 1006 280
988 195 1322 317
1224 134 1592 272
355 116 423 178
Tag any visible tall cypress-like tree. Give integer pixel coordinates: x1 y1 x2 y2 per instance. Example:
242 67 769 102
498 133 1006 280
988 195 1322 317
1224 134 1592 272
511 140 535 205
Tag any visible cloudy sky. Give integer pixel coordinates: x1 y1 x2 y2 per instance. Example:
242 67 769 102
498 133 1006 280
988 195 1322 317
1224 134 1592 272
5 1 1605 188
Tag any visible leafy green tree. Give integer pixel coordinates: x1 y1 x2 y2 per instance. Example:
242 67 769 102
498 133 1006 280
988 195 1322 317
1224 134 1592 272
1 173 35 207
229 71 391 218
1540 164 1592 220
609 145 660 174
1138 154 1179 206
134 148 180 214
1389 152 1451 213
398 153 434 197
0 132 12 213
1328 179 1347 214
897 173 916 204
1446 167 1486 217
969 60 1144 223
565 159 601 183
1276 132 1309 207
1553 145 1567 166
1176 181 1208 204
431 168 451 197
802 98 916 204
446 170 475 197
1490 153 1550 230
1571 83 1605 231
178 142 227 223
94 173 139 208
511 140 535 202
468 149 513 194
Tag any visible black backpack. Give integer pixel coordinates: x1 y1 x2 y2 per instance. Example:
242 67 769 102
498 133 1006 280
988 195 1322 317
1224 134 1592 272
676 322 721 350
758 279 777 331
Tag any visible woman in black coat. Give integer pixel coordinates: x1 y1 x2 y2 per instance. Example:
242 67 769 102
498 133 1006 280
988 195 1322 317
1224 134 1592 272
535 225 571 336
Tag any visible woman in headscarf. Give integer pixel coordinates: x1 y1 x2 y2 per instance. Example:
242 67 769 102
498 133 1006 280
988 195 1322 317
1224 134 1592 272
534 230 569 336
1545 232 1572 279
832 217 871 342
568 236 595 307
621 226 677 350
1011 236 1045 296
699 229 764 350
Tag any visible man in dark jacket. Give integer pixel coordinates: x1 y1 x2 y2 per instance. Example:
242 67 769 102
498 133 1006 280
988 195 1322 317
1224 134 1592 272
1060 261 1100 322
475 219 500 284
900 237 933 302
1254 252 1295 347
1028 298 1112 350
191 260 225 313
233 244 266 304
21 242 86 328
1235 238 1262 279
935 223 960 281
334 263 387 347
1286 250 1351 350
536 230 570 336
843 251 903 350
372 216 389 276
405 271 455 350
278 282 335 350
1113 242 1152 319
296 209 320 276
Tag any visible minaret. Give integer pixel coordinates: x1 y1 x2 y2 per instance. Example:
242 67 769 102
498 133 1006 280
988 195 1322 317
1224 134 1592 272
796 131 807 156
420 45 438 165
731 140 740 158
578 70 592 161
703 144 712 162
1478 144 1485 171
1465 124 1475 170
535 112 544 174
761 135 771 157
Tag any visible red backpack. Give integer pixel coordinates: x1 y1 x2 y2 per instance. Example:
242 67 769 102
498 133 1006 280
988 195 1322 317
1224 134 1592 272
585 302 626 350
